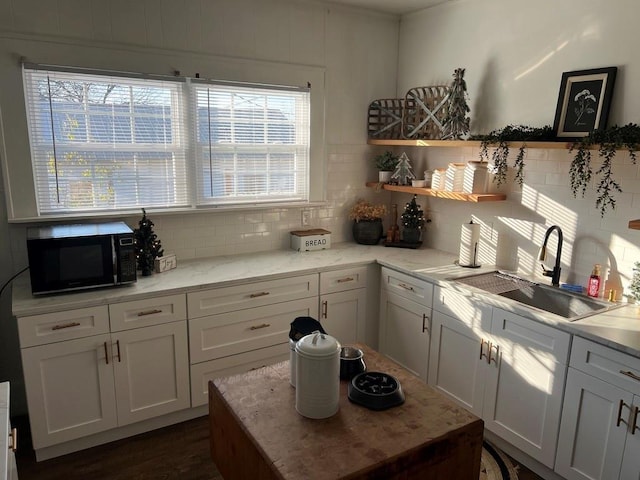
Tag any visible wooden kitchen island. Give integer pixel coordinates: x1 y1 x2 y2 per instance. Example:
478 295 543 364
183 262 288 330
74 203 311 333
208 344 483 479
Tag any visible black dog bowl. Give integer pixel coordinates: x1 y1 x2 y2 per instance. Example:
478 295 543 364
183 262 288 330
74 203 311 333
348 371 405 410
340 346 366 380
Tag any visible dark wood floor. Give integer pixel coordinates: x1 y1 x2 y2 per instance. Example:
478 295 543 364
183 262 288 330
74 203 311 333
16 415 544 479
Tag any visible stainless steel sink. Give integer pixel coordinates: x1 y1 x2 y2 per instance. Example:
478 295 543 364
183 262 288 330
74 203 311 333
453 270 621 321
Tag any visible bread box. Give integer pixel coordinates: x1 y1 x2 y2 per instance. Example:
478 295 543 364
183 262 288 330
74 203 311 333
290 229 331 252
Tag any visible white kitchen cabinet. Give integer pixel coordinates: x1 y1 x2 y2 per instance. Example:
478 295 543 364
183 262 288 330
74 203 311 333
484 307 569 467
21 333 118 449
379 267 433 381
19 296 190 452
556 337 640 480
112 321 190 425
429 309 487 416
1 382 18 480
429 284 570 468
188 274 319 406
319 266 368 345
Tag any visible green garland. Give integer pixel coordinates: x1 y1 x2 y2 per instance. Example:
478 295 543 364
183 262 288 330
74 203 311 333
471 125 555 186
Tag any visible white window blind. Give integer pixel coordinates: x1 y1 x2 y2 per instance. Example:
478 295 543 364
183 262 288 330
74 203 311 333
23 67 188 214
193 81 310 205
22 66 311 215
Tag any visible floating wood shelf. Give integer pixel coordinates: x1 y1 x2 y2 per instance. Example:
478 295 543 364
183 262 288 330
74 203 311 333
365 182 507 202
629 219 640 230
367 139 575 149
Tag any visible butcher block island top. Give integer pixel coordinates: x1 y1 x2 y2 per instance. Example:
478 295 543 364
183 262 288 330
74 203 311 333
209 344 483 480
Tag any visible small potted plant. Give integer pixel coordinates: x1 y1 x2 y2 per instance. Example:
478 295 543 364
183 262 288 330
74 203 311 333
349 199 387 245
375 151 399 183
400 195 425 244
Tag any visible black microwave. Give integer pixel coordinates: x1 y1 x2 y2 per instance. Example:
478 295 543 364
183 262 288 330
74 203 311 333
27 222 137 295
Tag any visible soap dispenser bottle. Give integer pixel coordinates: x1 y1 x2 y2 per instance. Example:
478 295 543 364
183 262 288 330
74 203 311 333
587 264 601 298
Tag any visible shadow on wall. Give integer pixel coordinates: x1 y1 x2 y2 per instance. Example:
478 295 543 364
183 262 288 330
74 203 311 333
471 56 500 133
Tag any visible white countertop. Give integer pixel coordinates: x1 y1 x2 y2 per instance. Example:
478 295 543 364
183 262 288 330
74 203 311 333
11 242 640 359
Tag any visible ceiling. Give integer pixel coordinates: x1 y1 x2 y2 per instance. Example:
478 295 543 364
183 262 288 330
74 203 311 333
315 0 451 15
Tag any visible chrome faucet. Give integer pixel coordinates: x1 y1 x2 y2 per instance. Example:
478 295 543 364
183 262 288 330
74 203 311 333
539 225 563 287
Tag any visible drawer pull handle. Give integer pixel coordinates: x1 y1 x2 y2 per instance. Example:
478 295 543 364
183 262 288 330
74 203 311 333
620 370 640 382
422 313 429 333
249 323 271 331
322 301 328 319
249 365 267 371
104 342 109 365
51 322 81 331
115 340 122 362
617 399 629 427
489 343 500 365
337 277 354 283
137 309 162 316
632 406 639 435
250 292 270 298
479 339 489 362
9 427 17 452
398 283 415 292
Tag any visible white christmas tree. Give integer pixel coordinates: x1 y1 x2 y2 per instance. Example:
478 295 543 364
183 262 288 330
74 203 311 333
390 152 415 185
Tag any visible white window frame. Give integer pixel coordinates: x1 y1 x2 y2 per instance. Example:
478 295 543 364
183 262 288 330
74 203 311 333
21 65 311 216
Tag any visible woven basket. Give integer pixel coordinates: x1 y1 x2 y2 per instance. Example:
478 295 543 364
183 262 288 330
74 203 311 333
367 98 404 139
402 85 451 139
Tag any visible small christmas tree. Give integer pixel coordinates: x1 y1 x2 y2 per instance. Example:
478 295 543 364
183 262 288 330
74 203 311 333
629 261 640 303
390 152 416 185
134 208 164 276
401 195 425 243
442 68 471 140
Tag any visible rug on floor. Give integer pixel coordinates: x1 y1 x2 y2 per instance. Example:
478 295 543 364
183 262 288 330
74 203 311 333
480 441 519 480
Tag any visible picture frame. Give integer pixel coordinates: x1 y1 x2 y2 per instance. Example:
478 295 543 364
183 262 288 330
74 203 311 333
553 67 617 139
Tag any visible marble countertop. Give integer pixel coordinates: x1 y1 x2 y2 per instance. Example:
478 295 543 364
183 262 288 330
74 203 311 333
11 242 640 359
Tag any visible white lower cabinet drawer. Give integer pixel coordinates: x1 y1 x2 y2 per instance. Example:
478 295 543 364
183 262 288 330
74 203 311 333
187 274 319 318
18 305 110 347
188 296 318 364
109 294 187 332
190 343 289 406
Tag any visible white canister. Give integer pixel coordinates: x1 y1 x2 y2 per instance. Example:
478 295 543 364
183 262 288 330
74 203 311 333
295 332 341 419
462 161 488 194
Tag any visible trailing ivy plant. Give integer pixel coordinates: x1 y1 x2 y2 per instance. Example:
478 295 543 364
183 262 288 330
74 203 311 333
570 123 640 217
472 125 555 186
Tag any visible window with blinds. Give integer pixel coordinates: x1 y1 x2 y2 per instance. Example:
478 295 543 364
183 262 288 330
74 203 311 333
22 66 311 214
194 81 310 205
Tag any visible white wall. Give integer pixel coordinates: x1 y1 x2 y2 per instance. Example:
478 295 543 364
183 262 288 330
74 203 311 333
0 0 399 412
397 0 640 295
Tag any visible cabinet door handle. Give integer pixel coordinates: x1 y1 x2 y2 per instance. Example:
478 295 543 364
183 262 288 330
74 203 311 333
137 309 162 317
51 321 81 331
115 340 122 363
422 314 429 333
398 283 415 292
250 291 270 298
479 339 489 362
322 301 328 319
617 399 629 427
489 343 500 365
632 406 639 435
620 370 640 382
9 427 17 452
249 323 271 331
336 277 354 283
104 342 109 365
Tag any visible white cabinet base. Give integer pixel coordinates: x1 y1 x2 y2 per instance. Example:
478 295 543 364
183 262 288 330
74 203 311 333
33 405 207 462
